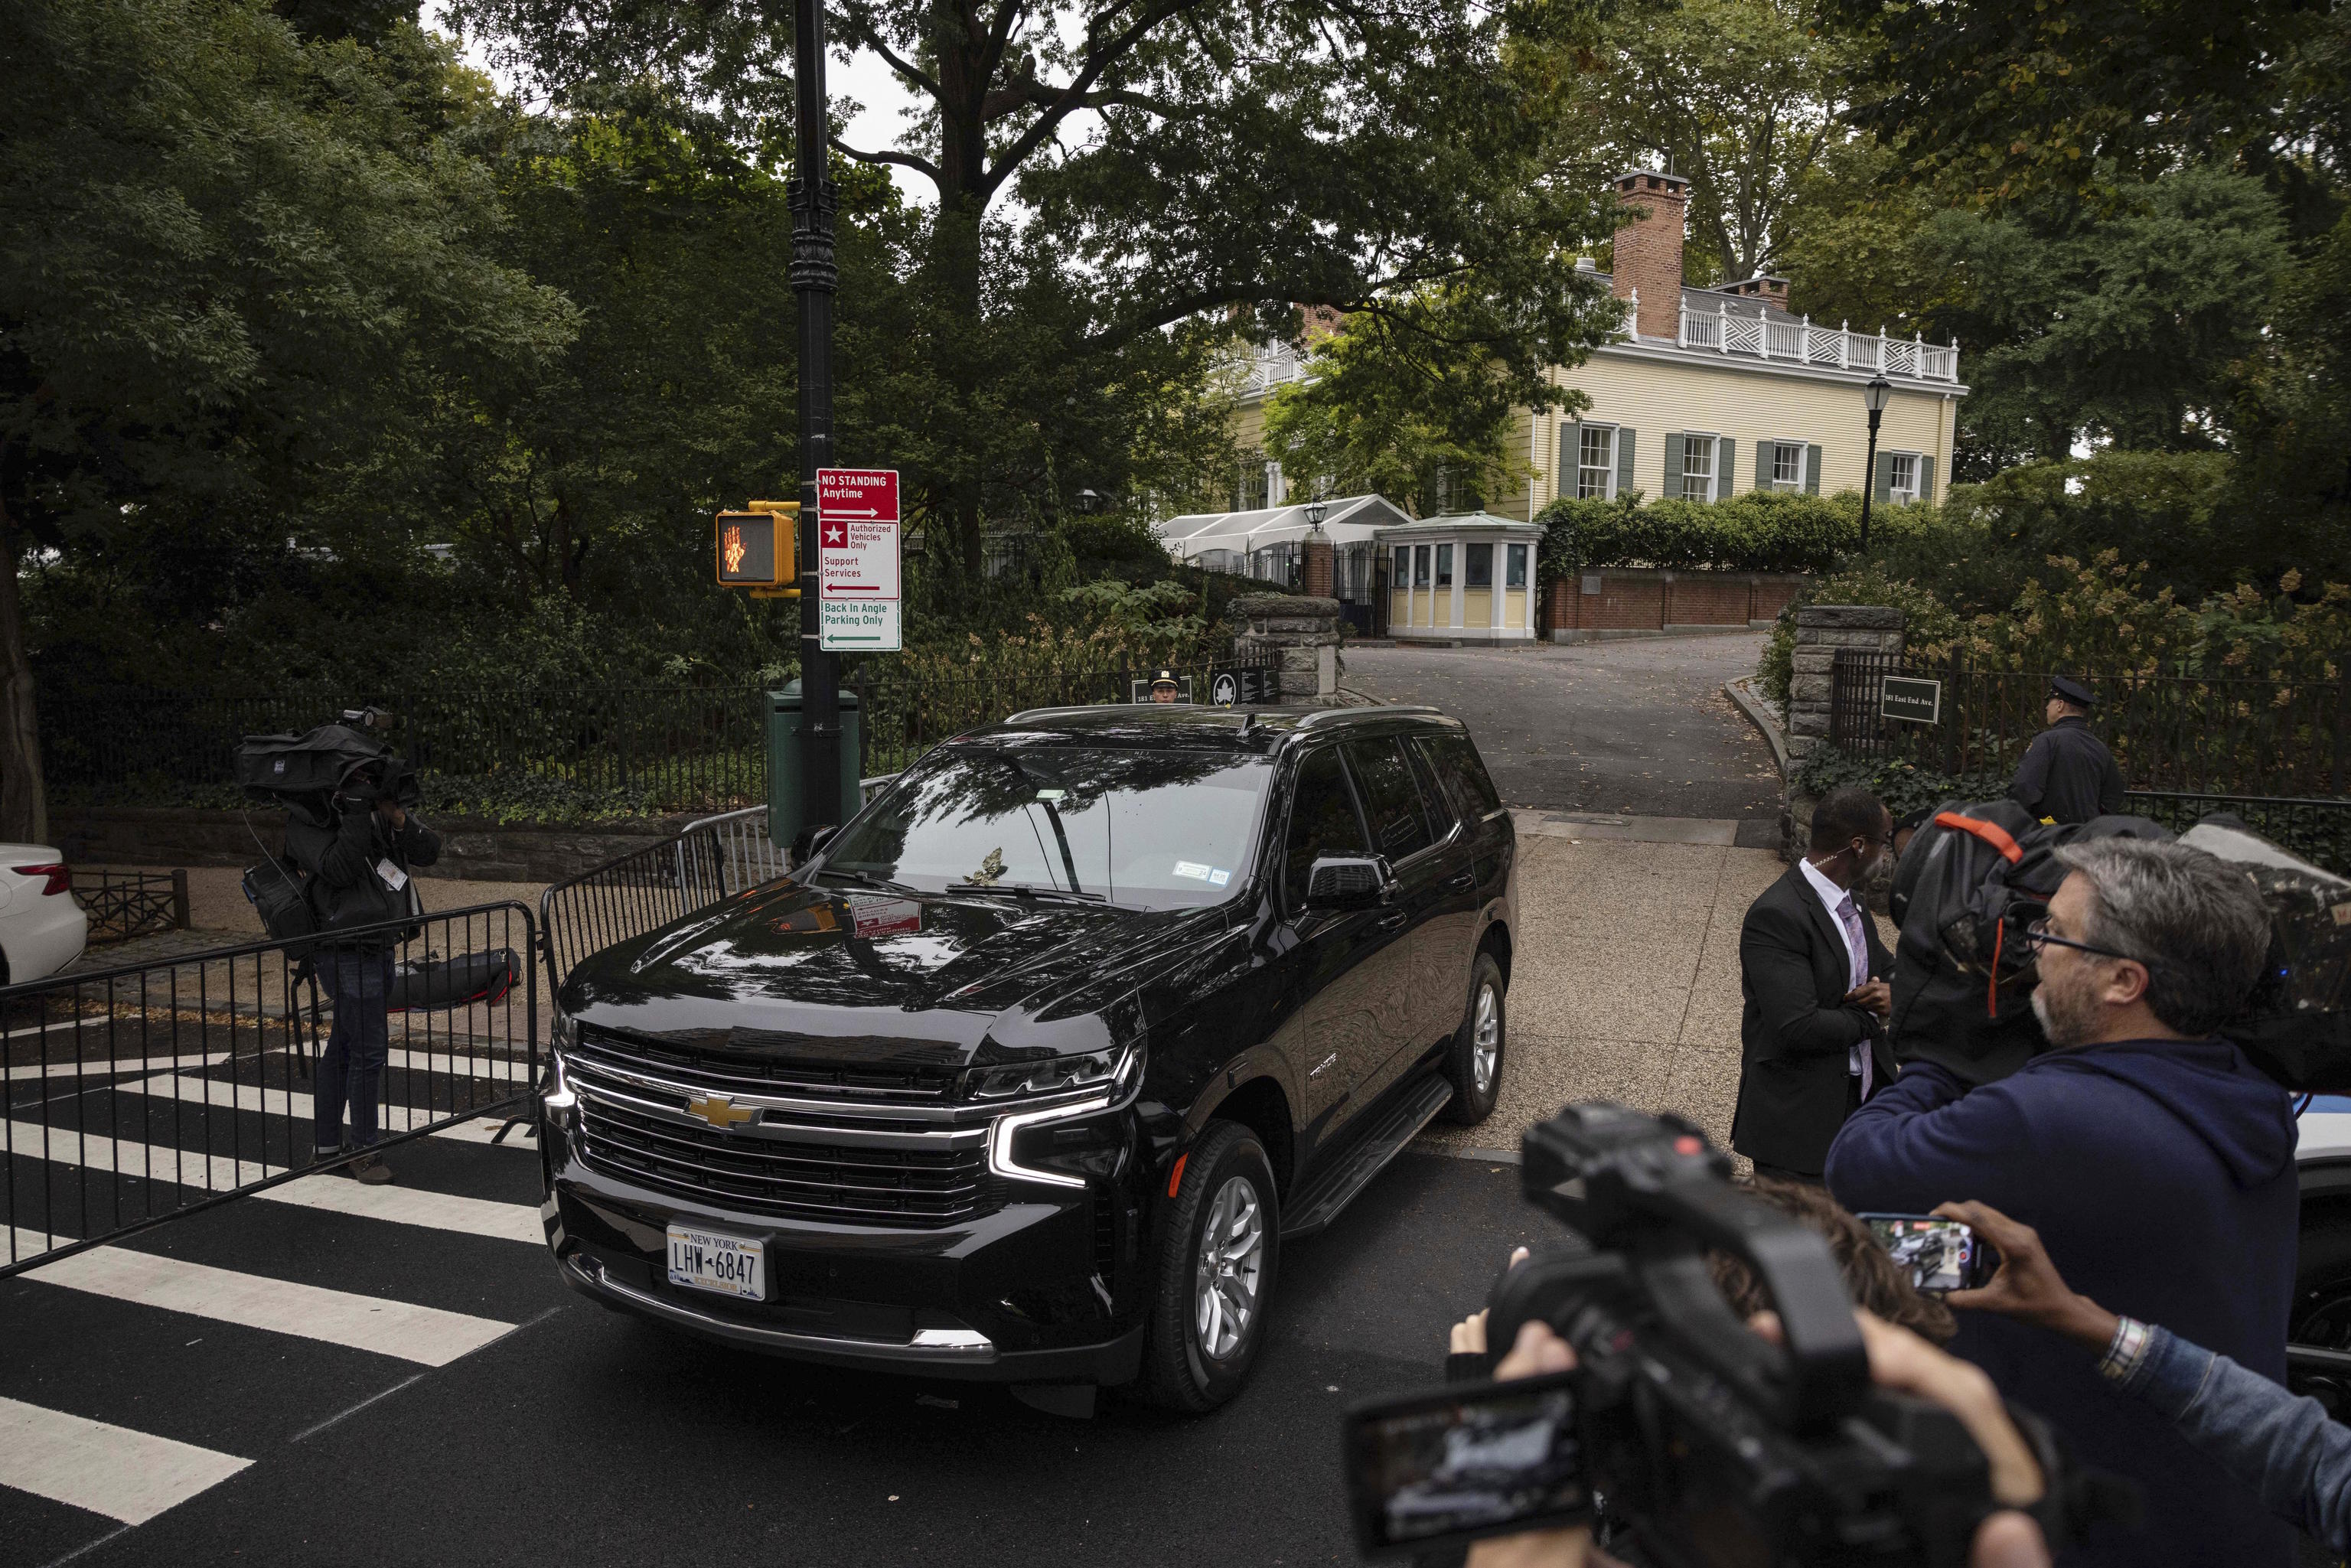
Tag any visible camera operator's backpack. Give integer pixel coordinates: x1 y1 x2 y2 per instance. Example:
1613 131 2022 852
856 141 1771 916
1885 800 2171 1087
240 854 319 959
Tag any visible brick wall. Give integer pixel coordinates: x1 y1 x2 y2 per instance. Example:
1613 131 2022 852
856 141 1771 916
1542 568 1807 639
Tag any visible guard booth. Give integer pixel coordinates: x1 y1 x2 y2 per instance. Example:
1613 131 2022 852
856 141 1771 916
1379 513 1543 642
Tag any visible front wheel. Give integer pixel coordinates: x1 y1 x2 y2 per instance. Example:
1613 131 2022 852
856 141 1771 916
1443 951 1507 1125
1133 1120 1280 1412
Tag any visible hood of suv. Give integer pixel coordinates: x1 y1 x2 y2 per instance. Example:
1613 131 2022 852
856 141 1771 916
558 878 1212 1071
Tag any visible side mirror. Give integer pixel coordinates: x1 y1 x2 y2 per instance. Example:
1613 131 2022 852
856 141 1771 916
787 823 840 872
1304 856 1391 910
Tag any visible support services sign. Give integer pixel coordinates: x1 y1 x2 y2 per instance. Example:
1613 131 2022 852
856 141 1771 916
816 468 902 652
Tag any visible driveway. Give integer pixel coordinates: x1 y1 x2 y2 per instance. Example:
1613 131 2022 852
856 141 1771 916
1343 634 1781 827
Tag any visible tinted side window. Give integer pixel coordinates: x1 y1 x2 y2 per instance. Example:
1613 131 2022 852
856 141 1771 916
1421 732 1502 819
1345 738 1436 861
1283 748 1369 911
1405 738 1457 838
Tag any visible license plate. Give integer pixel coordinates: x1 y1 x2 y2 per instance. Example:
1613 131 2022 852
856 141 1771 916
665 1224 765 1301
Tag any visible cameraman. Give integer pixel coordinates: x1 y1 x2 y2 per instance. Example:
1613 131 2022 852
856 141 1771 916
1824 838 2294 1566
288 771 439 1185
1935 1199 2351 1557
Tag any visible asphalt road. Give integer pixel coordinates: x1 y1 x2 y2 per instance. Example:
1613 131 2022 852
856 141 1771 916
1 1103 1539 1568
1343 634 1781 828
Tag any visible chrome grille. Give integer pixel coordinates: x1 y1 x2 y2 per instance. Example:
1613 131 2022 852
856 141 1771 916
564 1047 994 1227
575 1027 960 1103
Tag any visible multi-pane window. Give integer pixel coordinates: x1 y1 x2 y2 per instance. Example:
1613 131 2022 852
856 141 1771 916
1889 452 1919 505
1577 425 1615 498
1505 543 1529 588
1681 435 1716 500
1466 543 1494 588
1772 442 1804 492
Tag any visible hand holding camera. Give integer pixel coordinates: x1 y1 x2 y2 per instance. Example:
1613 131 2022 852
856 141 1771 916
1346 1105 2108 1567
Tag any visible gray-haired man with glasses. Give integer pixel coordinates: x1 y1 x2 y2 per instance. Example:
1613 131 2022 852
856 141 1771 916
1825 838 2297 1568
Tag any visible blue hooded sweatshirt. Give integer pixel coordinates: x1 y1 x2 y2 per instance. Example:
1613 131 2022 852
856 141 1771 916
1825 1038 2298 1568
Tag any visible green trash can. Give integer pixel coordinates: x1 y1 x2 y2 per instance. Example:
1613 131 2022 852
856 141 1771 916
767 681 863 844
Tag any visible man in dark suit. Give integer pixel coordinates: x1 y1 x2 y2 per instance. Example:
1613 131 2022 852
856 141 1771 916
1731 786 1895 1182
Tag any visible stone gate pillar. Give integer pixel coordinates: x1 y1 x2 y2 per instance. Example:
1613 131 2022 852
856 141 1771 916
1231 594 1341 704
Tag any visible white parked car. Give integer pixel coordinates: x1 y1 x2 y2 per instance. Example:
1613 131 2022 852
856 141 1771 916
0 846 89 986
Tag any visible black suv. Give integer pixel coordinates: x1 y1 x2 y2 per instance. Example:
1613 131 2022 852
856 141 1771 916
540 703 1516 1410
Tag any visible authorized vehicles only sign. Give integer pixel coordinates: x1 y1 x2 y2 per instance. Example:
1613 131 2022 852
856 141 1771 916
815 468 902 652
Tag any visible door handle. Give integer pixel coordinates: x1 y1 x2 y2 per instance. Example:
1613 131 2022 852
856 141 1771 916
1377 909 1409 931
1443 872 1474 892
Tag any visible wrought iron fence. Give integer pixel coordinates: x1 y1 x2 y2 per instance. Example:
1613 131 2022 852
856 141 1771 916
80 870 190 945
44 646 1280 817
2 900 538 1277
1830 649 2351 798
2121 791 2351 874
44 681 768 814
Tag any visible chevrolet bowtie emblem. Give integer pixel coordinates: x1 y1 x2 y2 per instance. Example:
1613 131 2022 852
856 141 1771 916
686 1094 758 1130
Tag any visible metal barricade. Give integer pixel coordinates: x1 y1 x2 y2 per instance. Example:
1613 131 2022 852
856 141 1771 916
1 899 538 1278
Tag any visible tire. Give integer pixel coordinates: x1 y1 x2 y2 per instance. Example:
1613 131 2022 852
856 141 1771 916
1135 1120 1280 1413
2294 1206 2351 1417
1442 950 1506 1125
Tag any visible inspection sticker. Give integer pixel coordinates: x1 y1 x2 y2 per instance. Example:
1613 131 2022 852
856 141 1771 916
1208 869 1231 887
1172 862 1211 881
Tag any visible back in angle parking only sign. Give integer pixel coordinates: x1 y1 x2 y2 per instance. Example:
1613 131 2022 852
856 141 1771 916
1880 676 1942 725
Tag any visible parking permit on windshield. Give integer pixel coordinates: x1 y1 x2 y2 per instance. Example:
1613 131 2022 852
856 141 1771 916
1209 869 1231 887
1172 861 1211 880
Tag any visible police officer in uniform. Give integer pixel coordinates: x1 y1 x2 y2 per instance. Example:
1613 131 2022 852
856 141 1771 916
2007 675 2126 824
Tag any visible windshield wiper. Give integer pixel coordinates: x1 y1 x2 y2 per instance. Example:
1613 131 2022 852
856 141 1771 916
953 882 1109 905
814 867 924 896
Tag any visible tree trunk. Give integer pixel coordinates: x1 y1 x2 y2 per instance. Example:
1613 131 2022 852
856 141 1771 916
0 510 48 846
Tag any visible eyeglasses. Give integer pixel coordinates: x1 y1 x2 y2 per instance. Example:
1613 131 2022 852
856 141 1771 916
2023 916 2146 967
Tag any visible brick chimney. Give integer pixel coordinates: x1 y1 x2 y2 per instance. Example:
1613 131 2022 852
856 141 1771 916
1727 275 1790 308
1612 170 1689 340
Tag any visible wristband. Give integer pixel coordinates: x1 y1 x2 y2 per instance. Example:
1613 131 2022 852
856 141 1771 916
2096 1316 2151 1385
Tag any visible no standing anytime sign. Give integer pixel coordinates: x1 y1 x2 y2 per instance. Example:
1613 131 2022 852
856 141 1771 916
816 468 902 652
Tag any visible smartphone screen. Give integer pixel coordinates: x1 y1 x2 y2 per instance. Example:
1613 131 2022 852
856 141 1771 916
1342 1371 1591 1557
1860 1214 1981 1294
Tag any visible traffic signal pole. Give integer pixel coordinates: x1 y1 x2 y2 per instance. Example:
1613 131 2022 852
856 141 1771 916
791 0 844 825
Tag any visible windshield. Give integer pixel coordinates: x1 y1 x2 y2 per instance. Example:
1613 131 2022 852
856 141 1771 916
821 745 1272 911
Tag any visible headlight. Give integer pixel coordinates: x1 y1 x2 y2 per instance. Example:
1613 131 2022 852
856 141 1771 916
983 1042 1143 1189
967 1042 1139 1102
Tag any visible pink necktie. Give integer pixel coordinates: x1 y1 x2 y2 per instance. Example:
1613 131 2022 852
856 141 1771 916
1837 893 1874 1099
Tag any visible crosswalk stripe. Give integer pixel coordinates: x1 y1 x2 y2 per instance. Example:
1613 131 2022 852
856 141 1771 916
10 1228 514 1367
2 1122 545 1246
4 1053 228 1083
0 1394 251 1526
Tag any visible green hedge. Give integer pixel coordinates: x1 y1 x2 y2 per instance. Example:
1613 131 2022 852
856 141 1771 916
1537 490 1919 580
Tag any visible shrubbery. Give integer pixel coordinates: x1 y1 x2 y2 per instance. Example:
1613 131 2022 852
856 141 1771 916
1535 489 1938 578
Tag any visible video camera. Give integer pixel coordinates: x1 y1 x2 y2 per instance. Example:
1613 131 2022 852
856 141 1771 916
1343 1104 2104 1566
234 706 419 822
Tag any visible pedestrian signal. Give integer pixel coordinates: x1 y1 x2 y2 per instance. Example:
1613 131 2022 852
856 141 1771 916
715 503 797 588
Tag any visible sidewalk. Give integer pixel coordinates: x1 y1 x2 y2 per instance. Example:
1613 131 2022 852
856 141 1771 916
1414 813 1783 1161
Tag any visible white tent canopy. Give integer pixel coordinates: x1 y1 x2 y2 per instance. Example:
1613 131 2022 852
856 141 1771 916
1156 494 1414 561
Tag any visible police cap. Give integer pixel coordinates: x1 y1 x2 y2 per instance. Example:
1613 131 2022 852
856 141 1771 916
2048 675 2098 709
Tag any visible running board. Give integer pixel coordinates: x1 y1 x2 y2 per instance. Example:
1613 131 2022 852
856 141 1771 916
1280 1074 1453 1240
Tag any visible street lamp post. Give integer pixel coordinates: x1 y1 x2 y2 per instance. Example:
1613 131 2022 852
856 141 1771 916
1857 373 1892 556
791 0 843 825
